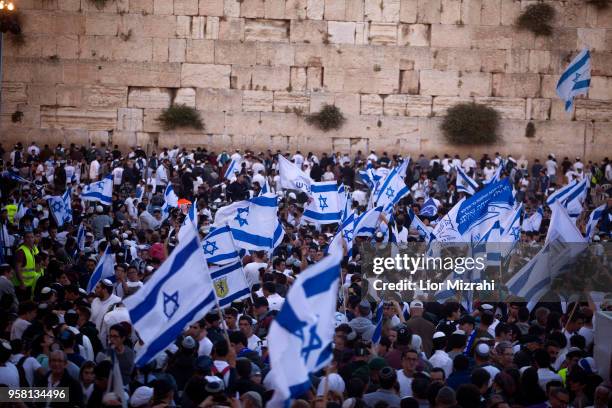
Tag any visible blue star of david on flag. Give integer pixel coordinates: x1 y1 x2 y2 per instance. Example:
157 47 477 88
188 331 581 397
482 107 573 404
343 228 354 243
234 207 250 226
385 187 395 199
318 195 328 210
51 201 64 213
203 240 219 256
162 291 179 319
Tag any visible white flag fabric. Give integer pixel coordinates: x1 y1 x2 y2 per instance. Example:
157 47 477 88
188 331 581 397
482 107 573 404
76 223 86 251
124 225 216 366
433 178 515 243
213 201 245 227
585 204 606 240
482 165 503 185
556 48 591 112
408 208 434 240
278 155 312 194
267 238 344 407
202 225 242 265
86 247 115 293
228 193 285 251
522 207 544 233
161 183 179 220
178 202 198 243
81 175 113 205
329 211 355 257
455 165 478 196
209 259 250 307
48 189 72 227
224 157 243 181
303 181 342 224
372 160 409 209
563 178 588 218
354 206 383 237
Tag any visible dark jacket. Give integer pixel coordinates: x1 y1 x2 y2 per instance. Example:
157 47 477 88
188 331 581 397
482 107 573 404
34 369 83 407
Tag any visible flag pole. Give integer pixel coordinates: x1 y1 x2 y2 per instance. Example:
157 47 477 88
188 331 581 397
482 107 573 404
563 300 580 332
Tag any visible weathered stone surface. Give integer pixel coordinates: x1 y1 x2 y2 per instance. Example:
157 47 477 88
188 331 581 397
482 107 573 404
206 16 220 39
492 73 541 98
128 87 172 109
471 26 513 49
169 39 187 62
245 19 290 42
252 66 291 91
400 70 420 94
432 96 473 116
215 41 257 65
368 22 398 45
458 72 491 97
430 24 471 48
417 0 441 23
199 0 224 16
191 17 206 39
117 108 144 131
41 107 117 130
130 0 154 14
400 0 418 22
360 94 384 115
181 64 231 88
196 88 242 111
85 86 128 108
440 0 461 24
328 21 356 44
307 67 324 90
405 95 433 116
398 24 430 46
186 40 215 63
175 0 199 15
384 94 409 116
155 0 174 14
420 70 460 96
307 0 325 19
218 17 245 41
273 92 310 113
290 67 308 91
143 109 164 132
231 66 254 90
290 20 327 43
526 98 551 121
475 97 526 119
243 91 274 112
174 88 197 107
325 0 346 20
575 100 612 121
2 84 28 104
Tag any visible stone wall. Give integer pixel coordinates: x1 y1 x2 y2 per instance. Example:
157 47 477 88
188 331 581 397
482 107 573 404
1 0 612 159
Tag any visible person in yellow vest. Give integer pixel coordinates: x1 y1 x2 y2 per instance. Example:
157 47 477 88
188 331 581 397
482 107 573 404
13 230 40 301
4 202 17 225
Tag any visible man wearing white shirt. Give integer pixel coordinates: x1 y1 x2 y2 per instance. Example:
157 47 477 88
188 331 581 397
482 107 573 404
292 151 305 168
263 282 285 311
243 252 267 289
186 319 213 357
367 151 378 163
90 280 121 334
89 157 100 181
483 162 496 182
429 332 453 378
573 158 584 172
231 149 242 162
534 349 562 390
155 160 169 192
397 349 418 398
111 164 124 186
27 142 40 158
546 155 558 183
462 155 477 173
239 316 262 354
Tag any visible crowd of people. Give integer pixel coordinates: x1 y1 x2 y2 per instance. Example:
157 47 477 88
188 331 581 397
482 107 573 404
0 140 611 408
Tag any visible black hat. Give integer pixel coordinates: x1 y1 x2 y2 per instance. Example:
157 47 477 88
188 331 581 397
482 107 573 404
459 315 476 326
379 366 396 381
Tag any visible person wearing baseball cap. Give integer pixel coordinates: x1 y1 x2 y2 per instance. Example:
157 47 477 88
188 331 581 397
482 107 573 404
405 299 435 357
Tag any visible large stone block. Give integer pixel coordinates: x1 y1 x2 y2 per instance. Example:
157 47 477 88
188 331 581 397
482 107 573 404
245 19 290 42
577 28 606 51
185 40 215 63
196 88 242 111
206 17 220 39
307 0 325 19
575 100 612 121
169 39 186 62
341 68 399 93
273 92 310 113
590 76 612 100
492 73 540 98
224 0 241 17
526 98 551 120
433 48 480 71
199 0 224 16
174 0 199 15
364 0 383 21
128 87 172 109
383 0 401 22
432 96 473 116
230 66 253 90
118 108 144 131
307 67 324 90
500 0 520 26
309 93 335 113
471 26 513 49
1 84 27 104
218 17 245 41
398 46 434 70
417 0 441 23
325 0 346 20
256 43 296 66
405 95 433 116
191 17 206 39
480 0 501 26
130 0 154 14
346 0 365 20
85 13 119 36
460 0 481 24
154 0 174 14
328 21 356 44
181 64 231 88
27 84 57 106
440 0 461 24
474 97 525 119
505 49 530 73
85 86 128 108
430 24 471 48
153 38 170 62
125 15 177 38
240 0 265 17
290 20 327 43
40 107 117 130
400 0 417 22
215 41 257 65
360 94 384 115
290 67 308 91
368 22 398 45
252 66 291 91
399 69 419 93
176 16 192 38
398 24 430 46
420 70 460 96
334 93 361 116
265 0 286 19
458 72 491 97
174 88 197 107
528 50 552 74
285 0 309 19
384 94 409 116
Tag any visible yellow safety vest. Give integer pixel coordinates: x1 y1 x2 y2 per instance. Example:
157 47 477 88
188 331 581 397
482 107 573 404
4 204 17 225
14 245 40 287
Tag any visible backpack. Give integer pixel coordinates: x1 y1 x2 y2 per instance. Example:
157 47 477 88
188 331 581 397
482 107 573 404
16 356 30 387
211 363 230 381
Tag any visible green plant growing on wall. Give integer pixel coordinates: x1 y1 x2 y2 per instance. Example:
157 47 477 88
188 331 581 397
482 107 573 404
306 104 345 132
587 0 610 9
157 105 204 131
516 3 556 36
441 102 500 145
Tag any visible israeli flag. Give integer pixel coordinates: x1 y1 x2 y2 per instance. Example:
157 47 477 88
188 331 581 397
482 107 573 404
209 259 250 307
329 211 355 257
278 154 312 194
213 200 247 226
124 225 216 366
303 181 342 224
546 180 579 206
81 175 113 205
372 161 409 209
135 184 145 201
408 208 433 240
178 202 198 243
224 157 243 181
585 204 606 240
354 206 383 237
475 221 503 267
86 247 115 293
499 204 523 251
522 207 544 233
161 183 179 220
563 178 588 218
455 165 478 196
6 171 31 185
433 178 514 243
14 201 28 222
507 203 586 310
267 238 344 407
48 189 72 228
228 193 285 251
556 48 591 112
483 165 503 185
202 225 242 265
358 162 381 190
420 197 438 218
76 223 86 252
371 301 384 344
